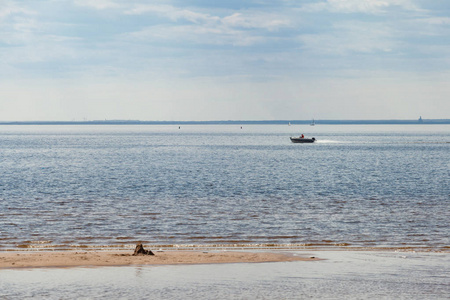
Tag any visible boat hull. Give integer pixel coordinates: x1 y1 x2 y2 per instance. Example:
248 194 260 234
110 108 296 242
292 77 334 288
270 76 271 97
290 137 316 143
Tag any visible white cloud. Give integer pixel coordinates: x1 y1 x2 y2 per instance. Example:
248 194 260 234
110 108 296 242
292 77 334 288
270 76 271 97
0 1 35 19
73 0 120 10
0 1 36 46
126 23 266 47
222 12 291 31
419 17 450 25
125 4 220 24
125 4 290 30
302 0 420 14
122 5 291 47
299 21 396 55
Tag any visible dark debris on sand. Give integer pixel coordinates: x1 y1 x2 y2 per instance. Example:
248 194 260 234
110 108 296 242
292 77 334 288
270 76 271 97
132 243 155 256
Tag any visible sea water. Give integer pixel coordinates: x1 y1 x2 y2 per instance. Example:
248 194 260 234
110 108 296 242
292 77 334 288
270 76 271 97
0 124 449 251
1 251 449 299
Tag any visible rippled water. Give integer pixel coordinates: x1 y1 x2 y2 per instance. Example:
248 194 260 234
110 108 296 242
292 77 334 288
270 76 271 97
1 125 449 250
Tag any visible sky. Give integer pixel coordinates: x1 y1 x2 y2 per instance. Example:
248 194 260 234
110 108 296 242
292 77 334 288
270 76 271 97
1 0 449 121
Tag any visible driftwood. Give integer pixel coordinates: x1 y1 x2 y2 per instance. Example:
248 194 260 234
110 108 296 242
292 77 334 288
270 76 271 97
133 243 155 256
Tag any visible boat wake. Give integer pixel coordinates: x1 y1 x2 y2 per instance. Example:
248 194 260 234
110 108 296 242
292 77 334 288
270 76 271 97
315 139 344 144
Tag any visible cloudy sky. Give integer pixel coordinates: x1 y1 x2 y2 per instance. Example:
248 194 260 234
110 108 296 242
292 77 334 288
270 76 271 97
1 0 449 121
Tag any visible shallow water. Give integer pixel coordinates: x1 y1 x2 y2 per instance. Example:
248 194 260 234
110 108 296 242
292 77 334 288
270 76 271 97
0 124 449 250
1 250 449 299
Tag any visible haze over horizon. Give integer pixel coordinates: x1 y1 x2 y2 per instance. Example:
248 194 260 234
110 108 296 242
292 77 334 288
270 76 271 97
1 0 449 122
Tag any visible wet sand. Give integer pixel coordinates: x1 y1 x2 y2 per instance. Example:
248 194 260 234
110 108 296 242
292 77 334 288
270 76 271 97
0 250 317 269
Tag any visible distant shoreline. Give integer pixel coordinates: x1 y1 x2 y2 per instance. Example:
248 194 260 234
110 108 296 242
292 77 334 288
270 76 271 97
1 119 449 125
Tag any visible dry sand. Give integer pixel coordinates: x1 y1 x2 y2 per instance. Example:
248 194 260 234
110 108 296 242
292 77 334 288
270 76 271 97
0 250 318 269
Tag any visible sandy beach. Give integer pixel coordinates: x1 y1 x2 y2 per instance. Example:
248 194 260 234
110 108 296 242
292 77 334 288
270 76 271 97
0 250 317 269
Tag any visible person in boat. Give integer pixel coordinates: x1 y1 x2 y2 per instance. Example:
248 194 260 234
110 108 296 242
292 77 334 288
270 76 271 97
301 134 304 138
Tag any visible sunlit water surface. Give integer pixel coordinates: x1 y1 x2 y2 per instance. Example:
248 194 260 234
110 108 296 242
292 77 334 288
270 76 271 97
1 125 449 250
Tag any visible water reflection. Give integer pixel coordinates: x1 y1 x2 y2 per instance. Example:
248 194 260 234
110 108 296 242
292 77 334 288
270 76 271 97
1 251 448 299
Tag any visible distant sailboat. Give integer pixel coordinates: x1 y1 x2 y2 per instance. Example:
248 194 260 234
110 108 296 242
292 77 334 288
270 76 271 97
310 119 315 126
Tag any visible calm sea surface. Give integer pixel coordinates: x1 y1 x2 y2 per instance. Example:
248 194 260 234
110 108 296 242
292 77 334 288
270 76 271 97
1 125 449 251
2 251 449 299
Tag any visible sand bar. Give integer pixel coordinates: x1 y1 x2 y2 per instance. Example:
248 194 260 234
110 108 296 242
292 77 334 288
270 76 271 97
0 250 318 269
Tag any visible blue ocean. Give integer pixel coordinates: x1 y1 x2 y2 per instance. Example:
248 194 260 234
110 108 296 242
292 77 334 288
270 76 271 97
1 124 449 251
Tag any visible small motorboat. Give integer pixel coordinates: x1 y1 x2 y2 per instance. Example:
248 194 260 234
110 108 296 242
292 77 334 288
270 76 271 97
290 136 316 143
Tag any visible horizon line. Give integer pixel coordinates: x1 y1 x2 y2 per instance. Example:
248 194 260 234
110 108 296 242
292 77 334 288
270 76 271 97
1 118 449 125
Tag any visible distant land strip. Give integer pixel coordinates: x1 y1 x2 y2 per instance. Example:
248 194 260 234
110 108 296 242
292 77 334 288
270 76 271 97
1 119 449 125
